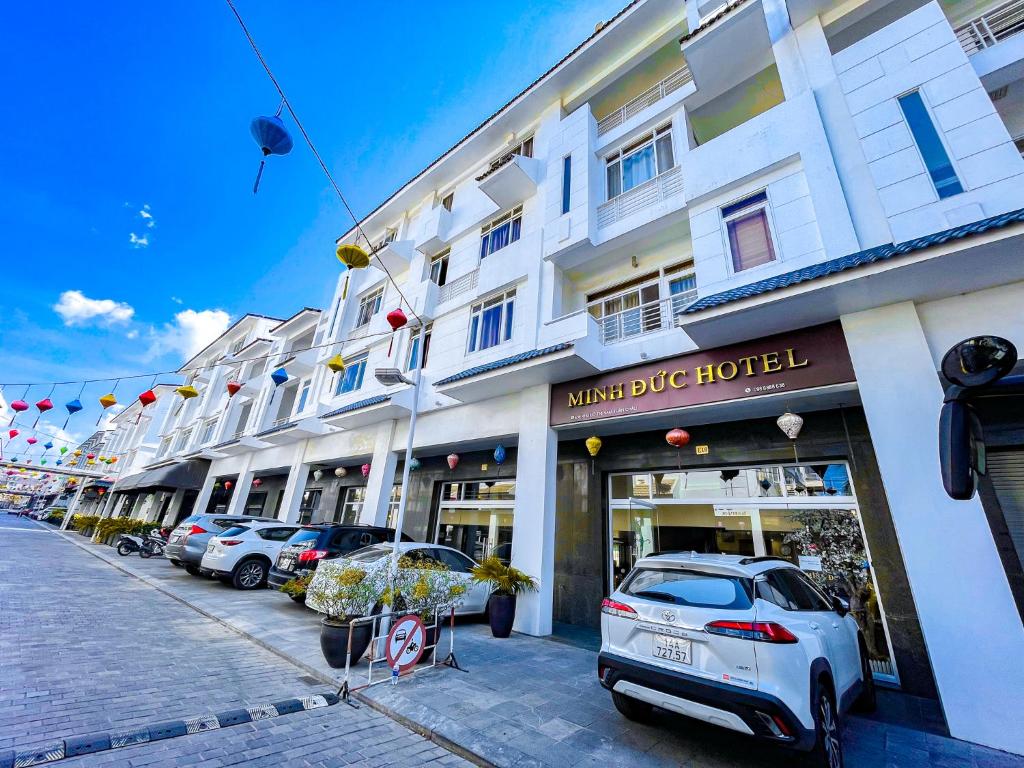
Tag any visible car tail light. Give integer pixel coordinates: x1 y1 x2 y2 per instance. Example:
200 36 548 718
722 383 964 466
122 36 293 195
188 525 207 536
601 598 637 619
705 620 798 643
297 549 328 564
219 539 242 547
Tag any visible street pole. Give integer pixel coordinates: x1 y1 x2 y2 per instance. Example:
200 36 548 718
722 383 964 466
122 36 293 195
60 478 86 531
389 323 425 586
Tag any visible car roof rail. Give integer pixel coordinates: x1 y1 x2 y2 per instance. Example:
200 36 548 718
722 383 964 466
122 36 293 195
737 556 793 566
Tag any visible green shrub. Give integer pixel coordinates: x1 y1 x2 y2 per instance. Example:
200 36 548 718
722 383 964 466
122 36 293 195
280 573 312 598
70 514 101 532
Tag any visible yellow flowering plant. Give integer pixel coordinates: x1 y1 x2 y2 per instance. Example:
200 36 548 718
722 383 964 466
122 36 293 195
390 554 468 622
305 566 382 622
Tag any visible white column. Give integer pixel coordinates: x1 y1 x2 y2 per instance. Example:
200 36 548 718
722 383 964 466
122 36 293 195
192 471 218 519
162 488 186 526
60 480 87 531
842 303 1024 755
224 455 255 516
276 451 311 524
510 385 558 636
97 492 117 519
359 420 399 526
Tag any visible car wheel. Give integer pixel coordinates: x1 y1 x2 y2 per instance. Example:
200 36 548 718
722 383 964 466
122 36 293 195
853 643 877 713
184 564 202 576
611 691 654 723
233 559 268 590
170 560 184 568
806 681 843 768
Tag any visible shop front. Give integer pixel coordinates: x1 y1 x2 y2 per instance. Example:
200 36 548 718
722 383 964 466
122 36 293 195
549 323 938 702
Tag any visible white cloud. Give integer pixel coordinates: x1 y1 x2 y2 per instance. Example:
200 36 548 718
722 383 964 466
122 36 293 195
53 290 135 327
139 204 155 228
125 329 139 340
170 296 183 305
148 308 231 360
129 232 149 248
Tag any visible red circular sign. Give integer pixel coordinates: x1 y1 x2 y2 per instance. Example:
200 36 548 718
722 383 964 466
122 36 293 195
385 615 427 673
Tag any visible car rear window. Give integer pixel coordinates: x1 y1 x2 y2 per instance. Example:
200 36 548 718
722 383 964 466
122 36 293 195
287 529 322 544
623 568 754 610
346 545 391 563
218 526 250 538
176 515 201 528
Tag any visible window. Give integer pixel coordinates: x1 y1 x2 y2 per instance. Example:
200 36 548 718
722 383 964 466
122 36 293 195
624 568 754 610
561 155 572 215
479 206 522 258
406 324 432 371
296 378 312 414
328 296 342 337
337 487 365 524
606 124 675 200
174 428 192 453
376 226 398 250
587 277 661 342
354 288 383 328
257 526 299 541
200 419 217 445
898 90 963 200
385 484 403 529
758 568 832 611
244 492 266 516
428 250 449 287
467 290 515 352
667 262 698 316
487 135 534 172
156 436 172 458
335 354 367 395
229 338 245 355
437 191 454 212
723 191 776 272
298 489 321 525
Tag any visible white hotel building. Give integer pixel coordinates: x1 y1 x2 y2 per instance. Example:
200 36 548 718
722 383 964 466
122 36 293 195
100 0 1024 753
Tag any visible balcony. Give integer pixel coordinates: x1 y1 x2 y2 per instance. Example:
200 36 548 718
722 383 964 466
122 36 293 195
954 0 1024 54
372 239 415 274
278 346 317 376
437 269 479 306
596 166 684 229
258 415 331 446
596 66 693 137
476 155 542 209
593 291 697 345
414 205 453 255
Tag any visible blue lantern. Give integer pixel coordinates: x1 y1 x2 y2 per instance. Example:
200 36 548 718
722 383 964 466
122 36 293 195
250 109 294 194
62 398 83 430
409 458 421 472
271 368 289 387
43 442 53 451
494 444 506 465
56 460 62 466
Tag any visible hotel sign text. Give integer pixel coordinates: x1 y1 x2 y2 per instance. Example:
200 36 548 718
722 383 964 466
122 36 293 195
549 323 855 426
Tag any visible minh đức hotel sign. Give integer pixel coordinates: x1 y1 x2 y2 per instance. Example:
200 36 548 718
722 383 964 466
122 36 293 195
549 323 856 426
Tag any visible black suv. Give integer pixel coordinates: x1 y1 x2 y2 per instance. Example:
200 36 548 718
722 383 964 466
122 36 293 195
267 524 408 592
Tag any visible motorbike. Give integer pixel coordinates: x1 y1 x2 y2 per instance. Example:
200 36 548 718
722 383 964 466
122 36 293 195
116 529 167 558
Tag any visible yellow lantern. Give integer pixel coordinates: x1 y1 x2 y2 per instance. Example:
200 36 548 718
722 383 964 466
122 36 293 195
585 436 602 476
74 450 82 457
99 393 117 410
176 385 199 400
335 243 371 299
326 354 346 374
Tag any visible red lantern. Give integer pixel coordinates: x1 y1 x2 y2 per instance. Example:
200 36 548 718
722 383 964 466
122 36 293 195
27 437 37 445
226 381 242 397
385 308 408 356
86 453 95 460
252 478 263 487
361 463 371 478
32 398 53 428
8 429 18 439
224 480 233 490
666 428 690 469
139 390 157 407
447 453 460 471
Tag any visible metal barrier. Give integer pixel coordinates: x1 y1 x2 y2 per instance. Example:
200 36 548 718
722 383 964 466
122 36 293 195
338 603 465 704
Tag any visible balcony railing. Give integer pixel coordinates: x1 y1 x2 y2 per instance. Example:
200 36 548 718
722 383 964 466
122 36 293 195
955 0 1024 53
438 269 479 304
595 291 698 345
596 66 693 137
596 166 684 229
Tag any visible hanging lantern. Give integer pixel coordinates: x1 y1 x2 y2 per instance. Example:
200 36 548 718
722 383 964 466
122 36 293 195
110 456 118 463
447 453 460 471
99 393 117 409
86 453 95 460
249 110 293 194
56 460 62 466
226 380 243 398
59 446 68 455
666 428 690 469
40 460 47 465
8 429 18 440
313 469 324 482
385 308 408 356
252 478 263 488
224 480 233 490
334 467 347 478
62 399 83 429
585 436 603 458
26 437 37 445
335 244 371 299
409 458 421 472
271 368 289 387
32 398 53 428
97 487 106 496
43 442 53 451
136 389 156 426
361 463 371 478
176 385 199 400
9 399 28 425
74 449 82 457
326 354 346 374
493 444 506 465
777 411 804 462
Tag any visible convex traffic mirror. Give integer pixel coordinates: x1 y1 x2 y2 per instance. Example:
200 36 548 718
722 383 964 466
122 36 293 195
941 335 1017 388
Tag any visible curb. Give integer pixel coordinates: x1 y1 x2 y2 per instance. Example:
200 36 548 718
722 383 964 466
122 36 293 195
53 531 495 768
0 694 338 768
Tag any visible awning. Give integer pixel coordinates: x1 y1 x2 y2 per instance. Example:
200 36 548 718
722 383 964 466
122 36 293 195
112 459 210 493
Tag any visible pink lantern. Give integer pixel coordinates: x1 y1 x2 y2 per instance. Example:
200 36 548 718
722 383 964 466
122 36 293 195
8 429 18 439
224 480 233 490
447 453 459 471
252 478 263 487
26 437 37 445
361 463 371 478
9 400 28 425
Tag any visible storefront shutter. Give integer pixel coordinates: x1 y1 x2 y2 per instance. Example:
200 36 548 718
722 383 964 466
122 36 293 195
987 449 1024 568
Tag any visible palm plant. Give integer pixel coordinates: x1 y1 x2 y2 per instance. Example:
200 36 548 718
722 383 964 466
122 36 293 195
470 557 537 596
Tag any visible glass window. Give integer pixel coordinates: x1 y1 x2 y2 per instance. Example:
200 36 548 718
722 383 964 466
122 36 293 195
335 355 367 395
428 250 449 287
346 544 391 562
436 506 514 564
218 526 250 538
724 191 775 272
587 280 661 342
243 492 266 516
486 135 534 172
605 124 675 200
759 568 831 611
480 206 523 259
298 489 321 525
467 290 515 352
355 288 383 328
385 484 403 529
288 528 321 545
376 226 398 250
898 90 963 200
439 191 454 212
435 548 476 572
561 155 572 215
336 486 365 524
406 325 432 372
296 378 312 414
624 568 753 609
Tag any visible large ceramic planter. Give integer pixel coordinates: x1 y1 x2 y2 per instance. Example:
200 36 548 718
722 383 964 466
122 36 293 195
418 621 443 664
320 617 372 669
488 594 517 638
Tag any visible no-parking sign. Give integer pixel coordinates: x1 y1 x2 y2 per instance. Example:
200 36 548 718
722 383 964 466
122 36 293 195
385 615 427 673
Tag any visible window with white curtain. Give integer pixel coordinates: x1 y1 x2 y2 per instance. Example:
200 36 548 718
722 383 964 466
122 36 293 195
479 206 522 259
354 287 383 328
467 290 516 353
605 124 675 200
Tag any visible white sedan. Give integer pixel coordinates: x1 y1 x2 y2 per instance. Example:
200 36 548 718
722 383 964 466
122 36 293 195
200 520 301 589
309 542 492 616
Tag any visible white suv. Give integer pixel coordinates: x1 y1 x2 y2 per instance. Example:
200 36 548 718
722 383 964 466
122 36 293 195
200 521 301 590
599 553 875 768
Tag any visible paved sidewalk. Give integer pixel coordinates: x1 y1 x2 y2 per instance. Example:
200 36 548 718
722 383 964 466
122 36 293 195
52 526 1024 768
0 517 469 767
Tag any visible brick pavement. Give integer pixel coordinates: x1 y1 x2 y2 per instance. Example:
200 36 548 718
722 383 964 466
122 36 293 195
0 516 471 767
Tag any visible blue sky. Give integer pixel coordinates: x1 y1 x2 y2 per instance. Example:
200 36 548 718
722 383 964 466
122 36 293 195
0 0 625 449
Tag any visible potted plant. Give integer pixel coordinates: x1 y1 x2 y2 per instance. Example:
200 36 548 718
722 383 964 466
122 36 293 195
279 573 312 604
381 556 468 662
471 557 538 638
306 565 381 668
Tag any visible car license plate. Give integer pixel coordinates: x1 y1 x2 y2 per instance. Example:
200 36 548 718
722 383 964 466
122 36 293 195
206 543 215 553
652 634 692 664
279 557 294 572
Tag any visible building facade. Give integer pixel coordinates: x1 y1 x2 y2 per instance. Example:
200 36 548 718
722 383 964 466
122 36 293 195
102 0 1024 753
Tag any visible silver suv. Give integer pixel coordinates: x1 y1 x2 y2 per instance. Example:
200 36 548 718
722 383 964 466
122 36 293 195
165 513 273 575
